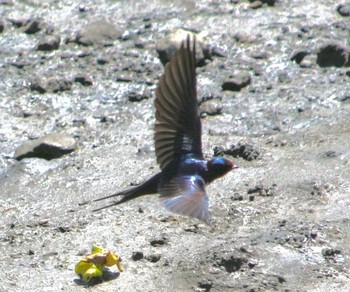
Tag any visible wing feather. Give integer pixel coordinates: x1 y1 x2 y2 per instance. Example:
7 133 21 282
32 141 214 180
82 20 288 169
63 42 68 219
154 35 203 170
159 175 209 223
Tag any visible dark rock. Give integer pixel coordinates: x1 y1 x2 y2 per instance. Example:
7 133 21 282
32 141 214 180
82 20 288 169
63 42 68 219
10 60 31 69
23 19 43 34
247 184 275 196
128 89 151 102
231 193 243 201
150 237 167 247
97 58 109 65
339 95 350 102
262 0 278 5
146 254 161 263
249 0 277 5
197 279 212 291
337 4 350 17
324 150 339 158
222 74 251 92
46 77 72 93
74 20 122 46
135 39 145 48
74 74 93 86
200 99 223 116
14 133 77 161
214 143 259 161
250 50 269 59
29 77 47 93
0 20 4 33
291 50 310 64
322 248 341 257
132 251 144 261
214 254 247 273
36 35 60 51
316 43 350 68
0 0 13 4
56 226 71 233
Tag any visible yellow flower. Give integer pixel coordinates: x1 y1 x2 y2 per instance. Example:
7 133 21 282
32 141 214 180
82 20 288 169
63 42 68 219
75 245 123 283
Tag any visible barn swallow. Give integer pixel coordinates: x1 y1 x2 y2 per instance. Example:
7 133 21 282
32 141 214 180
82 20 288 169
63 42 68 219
93 35 237 223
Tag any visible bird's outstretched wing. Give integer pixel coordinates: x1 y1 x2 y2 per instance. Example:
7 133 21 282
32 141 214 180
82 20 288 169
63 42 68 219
154 35 203 171
159 175 209 223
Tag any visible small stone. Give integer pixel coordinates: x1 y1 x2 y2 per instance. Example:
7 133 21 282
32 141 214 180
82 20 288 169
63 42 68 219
46 77 72 93
97 58 109 65
231 193 243 201
14 133 77 161
150 237 167 247
29 77 46 93
337 4 350 17
74 20 122 46
249 0 277 5
132 251 144 261
146 254 161 263
222 74 251 92
197 279 213 291
316 43 350 68
324 150 339 158
23 19 43 34
74 74 93 86
128 89 151 102
30 77 72 93
214 143 259 161
339 95 350 102
249 1 263 9
200 99 223 116
291 50 310 64
8 14 29 28
36 35 60 51
322 248 341 257
0 20 4 33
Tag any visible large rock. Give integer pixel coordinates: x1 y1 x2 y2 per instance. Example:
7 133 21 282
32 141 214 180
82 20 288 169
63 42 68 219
74 20 122 46
156 29 207 66
14 133 77 161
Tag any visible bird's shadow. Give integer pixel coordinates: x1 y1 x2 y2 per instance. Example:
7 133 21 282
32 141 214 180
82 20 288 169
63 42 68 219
74 269 120 286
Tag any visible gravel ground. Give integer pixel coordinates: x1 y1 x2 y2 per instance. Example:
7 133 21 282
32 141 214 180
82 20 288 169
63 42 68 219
1 0 350 291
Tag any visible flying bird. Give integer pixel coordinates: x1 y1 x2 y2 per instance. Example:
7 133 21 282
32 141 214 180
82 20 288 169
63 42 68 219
93 35 237 223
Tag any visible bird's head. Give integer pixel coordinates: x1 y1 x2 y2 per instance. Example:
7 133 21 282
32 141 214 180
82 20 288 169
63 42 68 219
207 157 238 182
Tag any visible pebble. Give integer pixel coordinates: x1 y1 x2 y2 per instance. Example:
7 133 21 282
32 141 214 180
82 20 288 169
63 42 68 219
74 74 93 86
36 35 60 51
222 74 251 92
74 20 122 46
22 19 43 34
316 43 350 67
337 4 350 17
14 133 77 161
